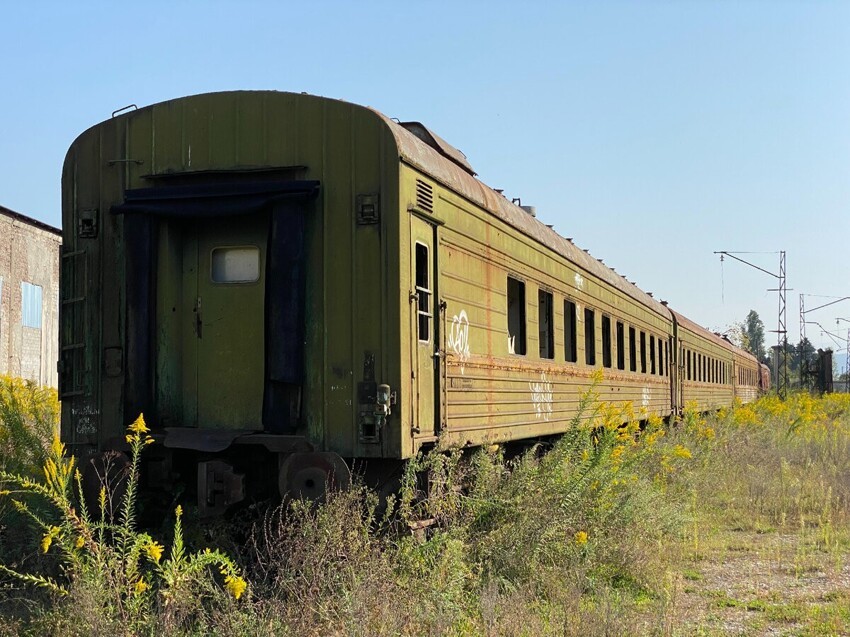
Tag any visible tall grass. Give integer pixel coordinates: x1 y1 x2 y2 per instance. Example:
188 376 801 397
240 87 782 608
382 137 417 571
2 385 850 635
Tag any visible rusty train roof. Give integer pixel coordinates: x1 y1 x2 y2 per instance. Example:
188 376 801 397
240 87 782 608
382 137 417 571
369 108 674 323
92 90 692 329
671 309 760 364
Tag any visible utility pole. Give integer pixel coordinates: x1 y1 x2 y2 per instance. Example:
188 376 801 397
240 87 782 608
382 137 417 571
714 250 788 398
800 293 806 389
801 299 850 392
837 318 850 393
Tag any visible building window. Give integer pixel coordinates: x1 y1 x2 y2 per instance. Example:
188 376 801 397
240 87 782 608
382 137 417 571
616 321 625 370
629 326 637 372
538 289 554 359
415 244 431 342
21 282 43 329
507 276 526 355
564 299 577 363
601 315 612 368
584 307 596 365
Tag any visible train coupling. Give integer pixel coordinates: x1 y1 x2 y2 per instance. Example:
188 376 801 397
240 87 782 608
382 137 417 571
198 460 245 517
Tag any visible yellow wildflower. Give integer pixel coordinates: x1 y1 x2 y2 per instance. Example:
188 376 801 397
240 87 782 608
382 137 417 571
224 575 247 600
672 445 692 459
75 536 85 549
41 526 61 554
611 445 625 461
574 531 589 546
145 541 165 563
128 414 149 435
134 579 149 595
175 504 183 518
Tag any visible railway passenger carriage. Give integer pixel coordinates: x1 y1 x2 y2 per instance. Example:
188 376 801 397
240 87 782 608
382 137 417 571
60 91 765 514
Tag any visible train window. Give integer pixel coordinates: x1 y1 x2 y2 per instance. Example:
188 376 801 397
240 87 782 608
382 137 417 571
628 326 637 372
601 315 612 368
649 335 656 374
211 246 260 283
616 321 625 370
415 243 431 342
639 331 647 374
564 299 577 363
507 277 526 355
538 290 554 359
686 350 691 380
663 341 668 376
584 308 596 365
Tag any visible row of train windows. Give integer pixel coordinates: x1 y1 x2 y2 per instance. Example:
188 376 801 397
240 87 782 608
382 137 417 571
738 368 758 387
507 276 668 376
683 349 730 385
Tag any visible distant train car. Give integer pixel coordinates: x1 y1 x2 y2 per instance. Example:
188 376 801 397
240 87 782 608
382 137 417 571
60 91 764 514
759 363 772 393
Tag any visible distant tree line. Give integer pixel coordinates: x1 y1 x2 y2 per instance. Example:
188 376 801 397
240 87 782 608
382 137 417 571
726 310 831 389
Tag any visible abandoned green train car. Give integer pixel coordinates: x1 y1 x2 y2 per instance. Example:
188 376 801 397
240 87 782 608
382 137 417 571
60 91 763 514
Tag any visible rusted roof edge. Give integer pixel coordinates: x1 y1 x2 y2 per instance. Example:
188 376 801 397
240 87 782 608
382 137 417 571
671 309 759 362
373 110 672 323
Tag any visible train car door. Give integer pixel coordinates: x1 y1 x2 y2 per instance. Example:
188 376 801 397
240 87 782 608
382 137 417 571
410 215 440 439
178 213 267 429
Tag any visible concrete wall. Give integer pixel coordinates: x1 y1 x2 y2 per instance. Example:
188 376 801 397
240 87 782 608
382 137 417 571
0 206 61 386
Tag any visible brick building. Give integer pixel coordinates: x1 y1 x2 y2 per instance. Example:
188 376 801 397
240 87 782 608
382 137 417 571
0 205 61 386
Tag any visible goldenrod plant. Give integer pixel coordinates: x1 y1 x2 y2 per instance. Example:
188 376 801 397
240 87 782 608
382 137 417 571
0 375 59 477
0 414 247 634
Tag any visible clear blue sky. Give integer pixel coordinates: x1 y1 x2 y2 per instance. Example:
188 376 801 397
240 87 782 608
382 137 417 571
2 1 849 355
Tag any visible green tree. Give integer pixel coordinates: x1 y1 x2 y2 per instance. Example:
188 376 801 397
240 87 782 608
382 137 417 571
744 310 765 361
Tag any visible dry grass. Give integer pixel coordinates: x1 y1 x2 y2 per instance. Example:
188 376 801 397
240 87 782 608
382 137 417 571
2 388 850 635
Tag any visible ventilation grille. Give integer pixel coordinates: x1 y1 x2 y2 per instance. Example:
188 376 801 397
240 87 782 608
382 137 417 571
416 180 434 213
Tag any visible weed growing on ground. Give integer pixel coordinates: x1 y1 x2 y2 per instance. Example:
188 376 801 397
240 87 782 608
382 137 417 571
2 387 850 635
0 414 247 636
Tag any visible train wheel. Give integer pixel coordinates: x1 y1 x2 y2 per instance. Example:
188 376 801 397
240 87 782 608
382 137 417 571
278 452 350 502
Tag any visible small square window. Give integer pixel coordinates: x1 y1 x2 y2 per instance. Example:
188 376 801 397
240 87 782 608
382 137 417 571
211 247 260 283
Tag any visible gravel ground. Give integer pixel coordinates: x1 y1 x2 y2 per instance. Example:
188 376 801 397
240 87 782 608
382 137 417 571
665 528 850 636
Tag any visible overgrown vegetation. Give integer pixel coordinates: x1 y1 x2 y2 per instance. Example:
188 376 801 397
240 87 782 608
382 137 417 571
0 375 59 477
2 381 849 635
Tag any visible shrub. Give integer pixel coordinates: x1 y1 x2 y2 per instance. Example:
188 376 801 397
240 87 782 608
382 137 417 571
0 375 59 477
0 414 247 635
